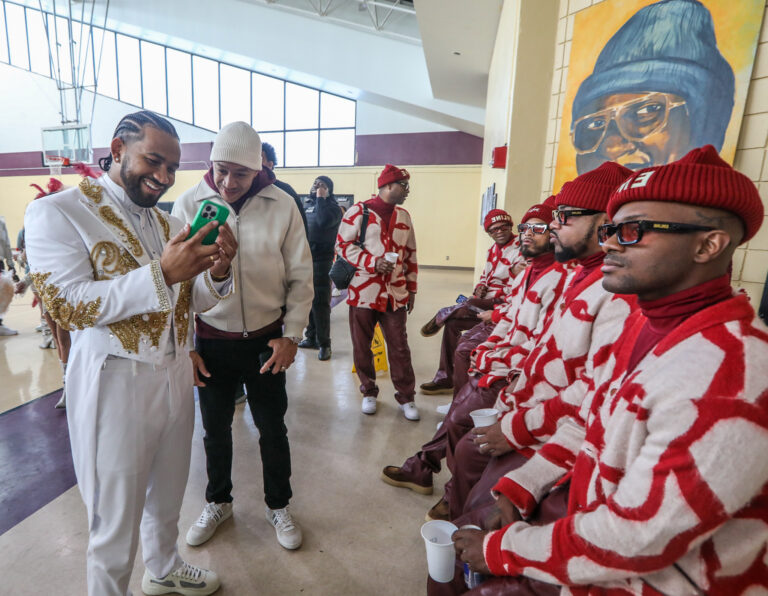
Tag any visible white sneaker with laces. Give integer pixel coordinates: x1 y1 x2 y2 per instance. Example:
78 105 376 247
266 505 303 550
0 324 18 336
141 561 220 595
435 404 450 416
400 401 420 421
361 396 377 415
186 502 233 546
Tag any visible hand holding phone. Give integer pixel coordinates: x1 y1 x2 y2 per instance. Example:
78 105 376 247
188 200 229 245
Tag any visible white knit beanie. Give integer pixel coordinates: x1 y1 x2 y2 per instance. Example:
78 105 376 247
210 121 262 171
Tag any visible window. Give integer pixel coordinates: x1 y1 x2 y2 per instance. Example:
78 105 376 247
116 34 140 105
285 130 318 167
5 3 28 69
94 28 118 99
285 83 318 130
220 63 250 126
0 1 356 166
252 73 283 133
140 41 166 115
166 48 192 122
26 9 49 76
192 55 219 131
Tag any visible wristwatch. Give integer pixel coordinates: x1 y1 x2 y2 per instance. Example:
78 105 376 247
286 336 302 345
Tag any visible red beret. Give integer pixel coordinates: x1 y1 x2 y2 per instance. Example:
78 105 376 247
607 145 763 243
556 161 633 212
521 202 553 225
378 164 410 188
484 209 513 231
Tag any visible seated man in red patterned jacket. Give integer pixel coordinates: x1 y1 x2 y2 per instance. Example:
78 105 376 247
452 145 768 595
419 209 524 395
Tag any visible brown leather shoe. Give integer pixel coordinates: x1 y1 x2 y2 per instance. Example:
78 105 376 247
381 466 433 495
419 381 453 395
420 316 441 337
425 497 450 522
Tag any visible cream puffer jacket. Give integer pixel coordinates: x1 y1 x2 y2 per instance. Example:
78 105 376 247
172 179 313 339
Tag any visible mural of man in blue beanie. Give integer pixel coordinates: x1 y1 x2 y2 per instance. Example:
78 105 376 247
571 0 735 174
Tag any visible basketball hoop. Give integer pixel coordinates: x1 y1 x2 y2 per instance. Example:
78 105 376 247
45 156 69 177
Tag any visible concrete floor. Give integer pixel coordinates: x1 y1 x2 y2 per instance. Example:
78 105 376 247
0 267 474 595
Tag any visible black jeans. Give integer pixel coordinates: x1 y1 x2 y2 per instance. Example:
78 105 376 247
305 256 333 347
196 332 292 509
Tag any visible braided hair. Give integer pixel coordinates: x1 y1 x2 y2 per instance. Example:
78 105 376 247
99 110 179 172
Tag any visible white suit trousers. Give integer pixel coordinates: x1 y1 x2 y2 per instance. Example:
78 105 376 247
66 353 195 596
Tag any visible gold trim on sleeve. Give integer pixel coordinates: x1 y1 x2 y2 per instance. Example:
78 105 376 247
174 280 192 347
29 271 102 331
204 269 233 301
150 260 172 313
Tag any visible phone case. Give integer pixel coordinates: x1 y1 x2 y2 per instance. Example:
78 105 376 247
188 200 229 245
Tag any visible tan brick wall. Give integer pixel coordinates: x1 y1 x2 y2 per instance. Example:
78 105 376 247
540 0 768 305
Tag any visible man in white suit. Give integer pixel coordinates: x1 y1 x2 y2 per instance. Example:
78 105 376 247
24 111 237 596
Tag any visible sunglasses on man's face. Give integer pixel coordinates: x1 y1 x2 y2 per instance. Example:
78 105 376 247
517 223 549 235
397 181 410 189
552 208 602 225
598 220 715 246
488 224 512 234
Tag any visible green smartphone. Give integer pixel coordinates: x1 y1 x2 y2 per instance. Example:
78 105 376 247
187 200 229 245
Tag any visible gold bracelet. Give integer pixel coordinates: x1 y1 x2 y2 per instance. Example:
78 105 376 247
210 269 231 282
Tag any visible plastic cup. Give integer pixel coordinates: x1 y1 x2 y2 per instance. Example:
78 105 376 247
384 251 398 264
421 520 458 583
470 408 499 427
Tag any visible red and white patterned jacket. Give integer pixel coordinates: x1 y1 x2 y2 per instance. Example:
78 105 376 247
471 261 576 387
335 201 417 311
494 268 637 455
487 294 768 595
476 237 524 299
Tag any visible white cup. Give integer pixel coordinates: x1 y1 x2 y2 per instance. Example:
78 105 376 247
421 520 458 583
384 251 398 264
470 408 499 428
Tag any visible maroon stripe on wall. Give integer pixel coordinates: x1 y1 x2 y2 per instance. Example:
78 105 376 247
355 131 483 166
0 142 213 177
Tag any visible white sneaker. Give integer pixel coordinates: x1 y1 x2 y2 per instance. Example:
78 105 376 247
0 324 18 336
39 330 55 349
186 502 232 546
361 396 377 415
435 404 450 416
55 388 66 409
400 402 420 421
35 320 46 332
141 562 220 595
266 505 303 550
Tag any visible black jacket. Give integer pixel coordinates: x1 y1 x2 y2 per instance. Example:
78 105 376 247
304 194 342 258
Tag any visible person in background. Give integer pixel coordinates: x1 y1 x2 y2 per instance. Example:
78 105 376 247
336 164 419 420
298 176 342 360
261 141 308 234
0 214 17 336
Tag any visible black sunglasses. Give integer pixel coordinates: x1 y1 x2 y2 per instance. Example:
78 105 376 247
552 208 602 225
517 223 549 235
598 220 716 246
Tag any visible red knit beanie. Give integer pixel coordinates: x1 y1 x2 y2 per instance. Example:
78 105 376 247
542 194 557 209
521 202 553 224
484 209 513 231
556 161 633 212
607 145 763 243
378 164 410 188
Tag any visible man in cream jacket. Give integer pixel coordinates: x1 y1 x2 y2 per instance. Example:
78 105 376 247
24 111 236 596
172 122 313 552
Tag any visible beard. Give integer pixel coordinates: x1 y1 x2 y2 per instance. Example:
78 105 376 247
521 242 550 258
553 218 598 262
119 155 167 208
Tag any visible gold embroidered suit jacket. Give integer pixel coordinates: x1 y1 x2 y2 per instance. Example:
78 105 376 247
24 177 229 364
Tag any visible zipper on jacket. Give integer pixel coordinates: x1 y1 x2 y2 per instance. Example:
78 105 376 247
235 215 248 337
